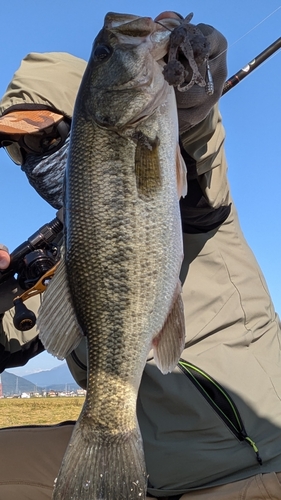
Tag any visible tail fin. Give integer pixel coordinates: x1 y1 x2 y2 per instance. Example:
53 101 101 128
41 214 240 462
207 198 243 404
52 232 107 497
53 419 147 500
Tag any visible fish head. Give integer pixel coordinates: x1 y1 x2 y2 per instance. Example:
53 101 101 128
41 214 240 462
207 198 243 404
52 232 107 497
74 12 181 128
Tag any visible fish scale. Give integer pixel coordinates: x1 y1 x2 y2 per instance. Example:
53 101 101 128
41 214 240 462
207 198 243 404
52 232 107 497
38 12 186 500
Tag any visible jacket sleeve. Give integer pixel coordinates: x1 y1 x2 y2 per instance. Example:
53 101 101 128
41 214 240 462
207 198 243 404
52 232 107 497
0 295 44 373
0 287 87 387
179 104 231 234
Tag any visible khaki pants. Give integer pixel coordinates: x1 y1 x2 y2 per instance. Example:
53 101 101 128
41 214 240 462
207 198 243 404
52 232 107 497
146 473 281 500
0 422 74 500
1 424 280 500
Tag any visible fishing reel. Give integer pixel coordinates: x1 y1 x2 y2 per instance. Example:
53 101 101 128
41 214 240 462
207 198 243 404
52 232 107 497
13 261 60 331
17 247 59 291
13 247 60 331
0 209 63 330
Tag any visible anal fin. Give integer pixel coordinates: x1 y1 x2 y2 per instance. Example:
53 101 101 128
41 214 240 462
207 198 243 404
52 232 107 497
152 281 186 374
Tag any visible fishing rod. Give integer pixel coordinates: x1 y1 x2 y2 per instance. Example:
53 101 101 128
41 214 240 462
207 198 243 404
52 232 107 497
222 37 281 95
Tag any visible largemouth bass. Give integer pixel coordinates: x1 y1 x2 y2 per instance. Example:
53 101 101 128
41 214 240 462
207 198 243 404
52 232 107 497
38 12 186 500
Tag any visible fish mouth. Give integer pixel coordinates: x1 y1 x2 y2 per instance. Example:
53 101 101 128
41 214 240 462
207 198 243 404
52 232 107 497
104 13 156 33
104 12 181 60
104 11 181 33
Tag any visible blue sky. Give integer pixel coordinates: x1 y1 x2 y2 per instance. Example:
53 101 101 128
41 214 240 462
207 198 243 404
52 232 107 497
1 1 280 375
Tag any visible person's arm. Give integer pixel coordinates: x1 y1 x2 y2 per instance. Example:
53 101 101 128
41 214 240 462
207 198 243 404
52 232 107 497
155 13 228 202
172 21 230 232
180 104 230 206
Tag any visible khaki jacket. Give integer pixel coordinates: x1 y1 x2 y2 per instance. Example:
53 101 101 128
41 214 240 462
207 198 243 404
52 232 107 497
141 104 281 495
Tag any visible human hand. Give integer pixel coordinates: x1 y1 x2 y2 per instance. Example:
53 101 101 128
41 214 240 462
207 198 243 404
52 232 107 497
0 244 10 270
155 11 228 134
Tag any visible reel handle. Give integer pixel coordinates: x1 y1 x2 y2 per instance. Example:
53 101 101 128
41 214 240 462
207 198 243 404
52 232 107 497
13 297 37 331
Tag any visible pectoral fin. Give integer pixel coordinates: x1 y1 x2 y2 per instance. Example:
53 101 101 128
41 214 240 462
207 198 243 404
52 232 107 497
135 132 161 199
37 255 84 360
152 281 186 374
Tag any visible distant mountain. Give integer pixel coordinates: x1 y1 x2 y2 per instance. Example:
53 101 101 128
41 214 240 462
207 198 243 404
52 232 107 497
1 371 38 396
22 363 80 391
2 363 80 395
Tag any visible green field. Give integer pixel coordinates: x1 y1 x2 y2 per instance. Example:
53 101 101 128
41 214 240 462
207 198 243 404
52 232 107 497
0 397 85 427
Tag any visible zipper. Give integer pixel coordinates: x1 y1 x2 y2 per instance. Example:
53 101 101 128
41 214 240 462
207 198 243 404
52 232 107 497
177 359 262 465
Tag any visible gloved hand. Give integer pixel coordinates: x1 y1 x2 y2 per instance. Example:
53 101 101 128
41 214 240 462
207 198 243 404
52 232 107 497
175 21 227 134
155 12 227 134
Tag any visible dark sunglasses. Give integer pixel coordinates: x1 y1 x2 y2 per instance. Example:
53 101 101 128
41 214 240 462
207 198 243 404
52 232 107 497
0 120 70 165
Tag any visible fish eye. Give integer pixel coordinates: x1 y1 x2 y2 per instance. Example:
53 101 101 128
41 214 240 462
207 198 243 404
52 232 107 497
93 44 112 61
